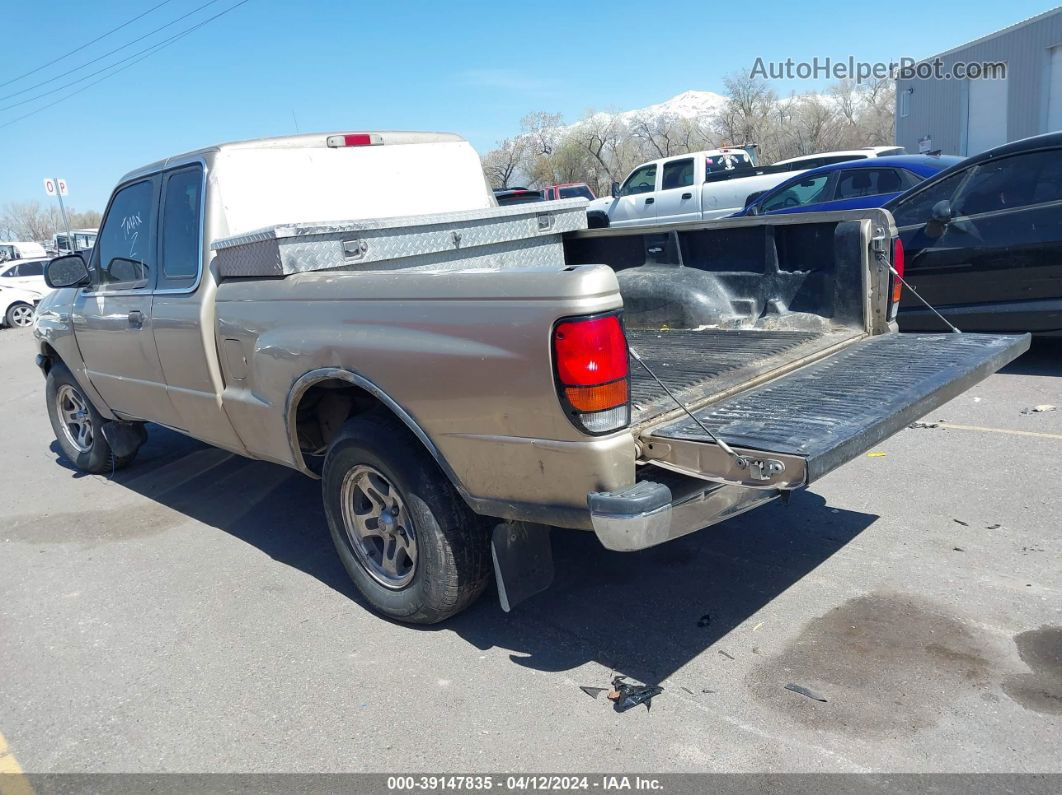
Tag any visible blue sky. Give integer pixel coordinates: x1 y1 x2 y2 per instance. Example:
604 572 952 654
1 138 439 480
1 0 1057 211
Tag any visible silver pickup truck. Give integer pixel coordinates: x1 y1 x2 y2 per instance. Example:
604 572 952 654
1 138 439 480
33 131 1029 623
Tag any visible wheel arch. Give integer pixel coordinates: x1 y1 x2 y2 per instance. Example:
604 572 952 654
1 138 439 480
285 368 472 500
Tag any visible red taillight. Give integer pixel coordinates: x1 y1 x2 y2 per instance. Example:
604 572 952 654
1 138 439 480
891 238 905 306
554 316 628 385
326 133 383 148
553 315 630 435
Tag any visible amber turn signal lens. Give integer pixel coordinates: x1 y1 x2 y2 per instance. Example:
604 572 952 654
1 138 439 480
564 380 628 412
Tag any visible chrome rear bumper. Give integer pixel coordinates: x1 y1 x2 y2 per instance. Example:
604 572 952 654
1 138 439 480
588 476 779 551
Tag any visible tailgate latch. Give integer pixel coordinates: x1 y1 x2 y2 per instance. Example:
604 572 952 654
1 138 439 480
745 457 786 481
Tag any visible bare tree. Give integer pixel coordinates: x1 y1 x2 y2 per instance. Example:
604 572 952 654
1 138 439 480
477 75 897 194
481 138 526 189
0 201 101 242
1 201 61 241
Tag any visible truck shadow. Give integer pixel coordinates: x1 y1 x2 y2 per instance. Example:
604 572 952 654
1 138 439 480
444 491 875 687
57 426 876 686
997 337 1062 377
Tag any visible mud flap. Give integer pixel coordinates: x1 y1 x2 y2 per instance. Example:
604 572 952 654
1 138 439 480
100 421 147 458
491 521 554 612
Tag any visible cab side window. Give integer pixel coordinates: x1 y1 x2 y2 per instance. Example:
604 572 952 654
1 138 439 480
954 149 1062 216
890 170 967 227
159 166 204 289
620 164 657 196
93 180 156 291
661 158 694 190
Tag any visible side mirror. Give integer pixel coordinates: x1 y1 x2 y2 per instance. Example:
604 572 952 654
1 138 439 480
45 254 91 289
611 181 620 198
925 199 953 239
744 190 765 207
931 200 953 224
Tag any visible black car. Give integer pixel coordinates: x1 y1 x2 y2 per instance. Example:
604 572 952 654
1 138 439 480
492 187 545 206
886 132 1062 336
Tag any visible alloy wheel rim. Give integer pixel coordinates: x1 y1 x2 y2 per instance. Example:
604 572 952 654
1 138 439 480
339 464 418 589
10 305 33 327
56 384 93 453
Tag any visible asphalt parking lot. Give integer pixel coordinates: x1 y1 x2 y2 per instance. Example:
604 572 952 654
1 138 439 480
0 326 1059 774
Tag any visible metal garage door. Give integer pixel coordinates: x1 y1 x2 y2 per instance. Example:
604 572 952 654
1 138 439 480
966 74 1008 155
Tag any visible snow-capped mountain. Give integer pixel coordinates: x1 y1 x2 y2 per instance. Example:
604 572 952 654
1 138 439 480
561 90 729 134
612 90 728 123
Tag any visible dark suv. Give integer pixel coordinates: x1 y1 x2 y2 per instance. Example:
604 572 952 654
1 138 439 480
886 132 1062 336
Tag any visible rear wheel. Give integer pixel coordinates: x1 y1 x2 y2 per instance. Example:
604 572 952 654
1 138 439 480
322 412 491 623
5 302 34 328
46 364 140 473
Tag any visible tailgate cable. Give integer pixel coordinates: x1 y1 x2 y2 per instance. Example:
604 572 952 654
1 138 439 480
887 264 962 334
873 227 961 333
629 347 748 469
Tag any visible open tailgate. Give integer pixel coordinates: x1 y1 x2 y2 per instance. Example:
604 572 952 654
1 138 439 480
640 332 1030 489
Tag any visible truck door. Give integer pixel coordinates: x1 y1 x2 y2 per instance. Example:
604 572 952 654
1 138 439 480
608 163 658 227
654 157 700 224
149 163 245 451
72 177 181 427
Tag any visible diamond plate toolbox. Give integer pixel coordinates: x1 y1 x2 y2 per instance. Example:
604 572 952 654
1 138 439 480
211 198 588 278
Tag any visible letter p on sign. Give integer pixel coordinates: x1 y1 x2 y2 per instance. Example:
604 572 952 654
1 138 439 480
43 178 68 196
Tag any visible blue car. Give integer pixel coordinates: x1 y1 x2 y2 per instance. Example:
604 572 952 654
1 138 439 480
733 155 964 217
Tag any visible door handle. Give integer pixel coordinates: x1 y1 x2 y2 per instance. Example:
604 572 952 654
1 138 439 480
681 192 692 200
128 310 144 329
645 197 655 205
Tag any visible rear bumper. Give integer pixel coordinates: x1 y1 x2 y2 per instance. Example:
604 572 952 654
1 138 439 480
588 476 779 551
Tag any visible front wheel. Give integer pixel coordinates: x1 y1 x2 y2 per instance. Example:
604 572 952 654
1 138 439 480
322 412 491 623
5 302 34 328
46 364 140 473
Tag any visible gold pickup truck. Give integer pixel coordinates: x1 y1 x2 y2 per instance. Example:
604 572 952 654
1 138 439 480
33 131 1029 623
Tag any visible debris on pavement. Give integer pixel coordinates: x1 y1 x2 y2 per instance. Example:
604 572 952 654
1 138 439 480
986 523 1001 530
752 621 765 632
909 421 940 429
866 452 887 457
953 547 964 552
785 683 828 703
702 689 717 694
697 613 711 628
581 677 664 712
953 519 969 526
680 686 695 695
1021 404 1056 414
607 676 664 712
718 650 735 660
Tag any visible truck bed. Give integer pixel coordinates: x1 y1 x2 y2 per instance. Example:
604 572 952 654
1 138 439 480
627 328 862 424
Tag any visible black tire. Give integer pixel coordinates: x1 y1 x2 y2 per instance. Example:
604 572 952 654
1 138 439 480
587 212 609 229
5 302 34 328
322 412 491 623
46 363 140 473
